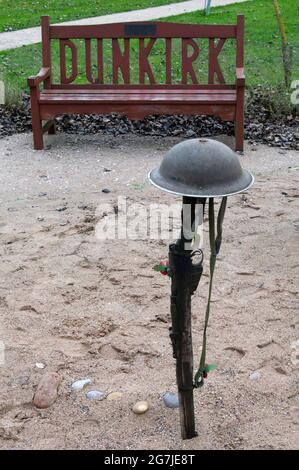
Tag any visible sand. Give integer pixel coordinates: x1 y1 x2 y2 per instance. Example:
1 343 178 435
0 132 298 450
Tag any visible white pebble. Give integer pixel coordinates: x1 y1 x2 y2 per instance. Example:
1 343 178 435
35 362 46 369
163 392 179 409
86 390 106 400
71 378 92 391
250 371 261 381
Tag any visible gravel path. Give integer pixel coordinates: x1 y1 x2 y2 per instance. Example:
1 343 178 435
0 0 249 52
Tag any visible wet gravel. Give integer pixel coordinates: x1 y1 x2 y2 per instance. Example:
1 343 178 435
0 93 298 150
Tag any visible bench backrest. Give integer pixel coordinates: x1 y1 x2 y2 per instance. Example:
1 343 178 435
41 16 244 90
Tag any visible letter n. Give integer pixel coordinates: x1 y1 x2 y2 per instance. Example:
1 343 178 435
112 39 130 84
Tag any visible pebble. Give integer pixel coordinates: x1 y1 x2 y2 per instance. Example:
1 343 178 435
33 372 61 409
102 188 111 194
250 371 261 381
163 392 179 409
35 362 46 369
106 392 123 401
80 405 90 414
86 390 106 400
132 400 149 415
71 378 92 391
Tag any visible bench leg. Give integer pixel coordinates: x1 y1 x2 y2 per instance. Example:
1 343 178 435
235 87 245 152
48 119 56 135
235 117 244 152
30 87 44 150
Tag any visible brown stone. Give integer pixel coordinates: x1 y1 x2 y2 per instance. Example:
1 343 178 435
33 372 61 409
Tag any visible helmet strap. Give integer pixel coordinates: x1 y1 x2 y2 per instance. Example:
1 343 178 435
194 196 227 388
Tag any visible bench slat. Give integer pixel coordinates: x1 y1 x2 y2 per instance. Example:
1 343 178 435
40 91 236 104
50 84 236 90
50 22 237 39
44 89 236 94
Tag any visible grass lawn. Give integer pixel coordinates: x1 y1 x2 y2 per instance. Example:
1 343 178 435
0 0 186 32
0 0 298 103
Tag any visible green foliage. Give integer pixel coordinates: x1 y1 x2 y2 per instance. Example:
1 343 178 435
165 0 298 86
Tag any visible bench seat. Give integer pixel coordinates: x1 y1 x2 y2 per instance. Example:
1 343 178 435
39 88 237 121
28 17 245 150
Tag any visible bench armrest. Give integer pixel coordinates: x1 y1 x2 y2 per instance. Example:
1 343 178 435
236 67 245 86
27 67 50 87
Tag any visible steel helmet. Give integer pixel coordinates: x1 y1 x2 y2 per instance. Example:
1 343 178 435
148 138 254 198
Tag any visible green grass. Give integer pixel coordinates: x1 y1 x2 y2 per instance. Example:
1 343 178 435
0 0 186 32
165 0 299 87
0 0 298 104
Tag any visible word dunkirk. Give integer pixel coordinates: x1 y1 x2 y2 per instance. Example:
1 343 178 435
60 36 227 85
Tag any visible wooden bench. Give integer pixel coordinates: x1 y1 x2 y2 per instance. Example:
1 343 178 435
28 15 245 151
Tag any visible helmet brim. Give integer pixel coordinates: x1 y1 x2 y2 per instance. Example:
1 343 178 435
148 168 254 198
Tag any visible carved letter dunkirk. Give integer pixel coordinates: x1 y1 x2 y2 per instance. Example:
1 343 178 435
182 39 200 85
112 39 130 84
60 39 78 84
139 38 156 84
208 38 226 84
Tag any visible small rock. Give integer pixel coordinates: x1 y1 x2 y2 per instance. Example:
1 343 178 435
35 362 46 369
102 188 111 194
71 378 91 391
132 400 149 415
56 206 67 212
249 371 261 381
163 392 179 409
185 130 196 138
106 392 123 401
37 217 45 222
86 390 106 400
80 405 90 414
33 372 61 409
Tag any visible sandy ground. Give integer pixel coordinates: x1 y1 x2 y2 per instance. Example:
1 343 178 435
0 131 298 450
